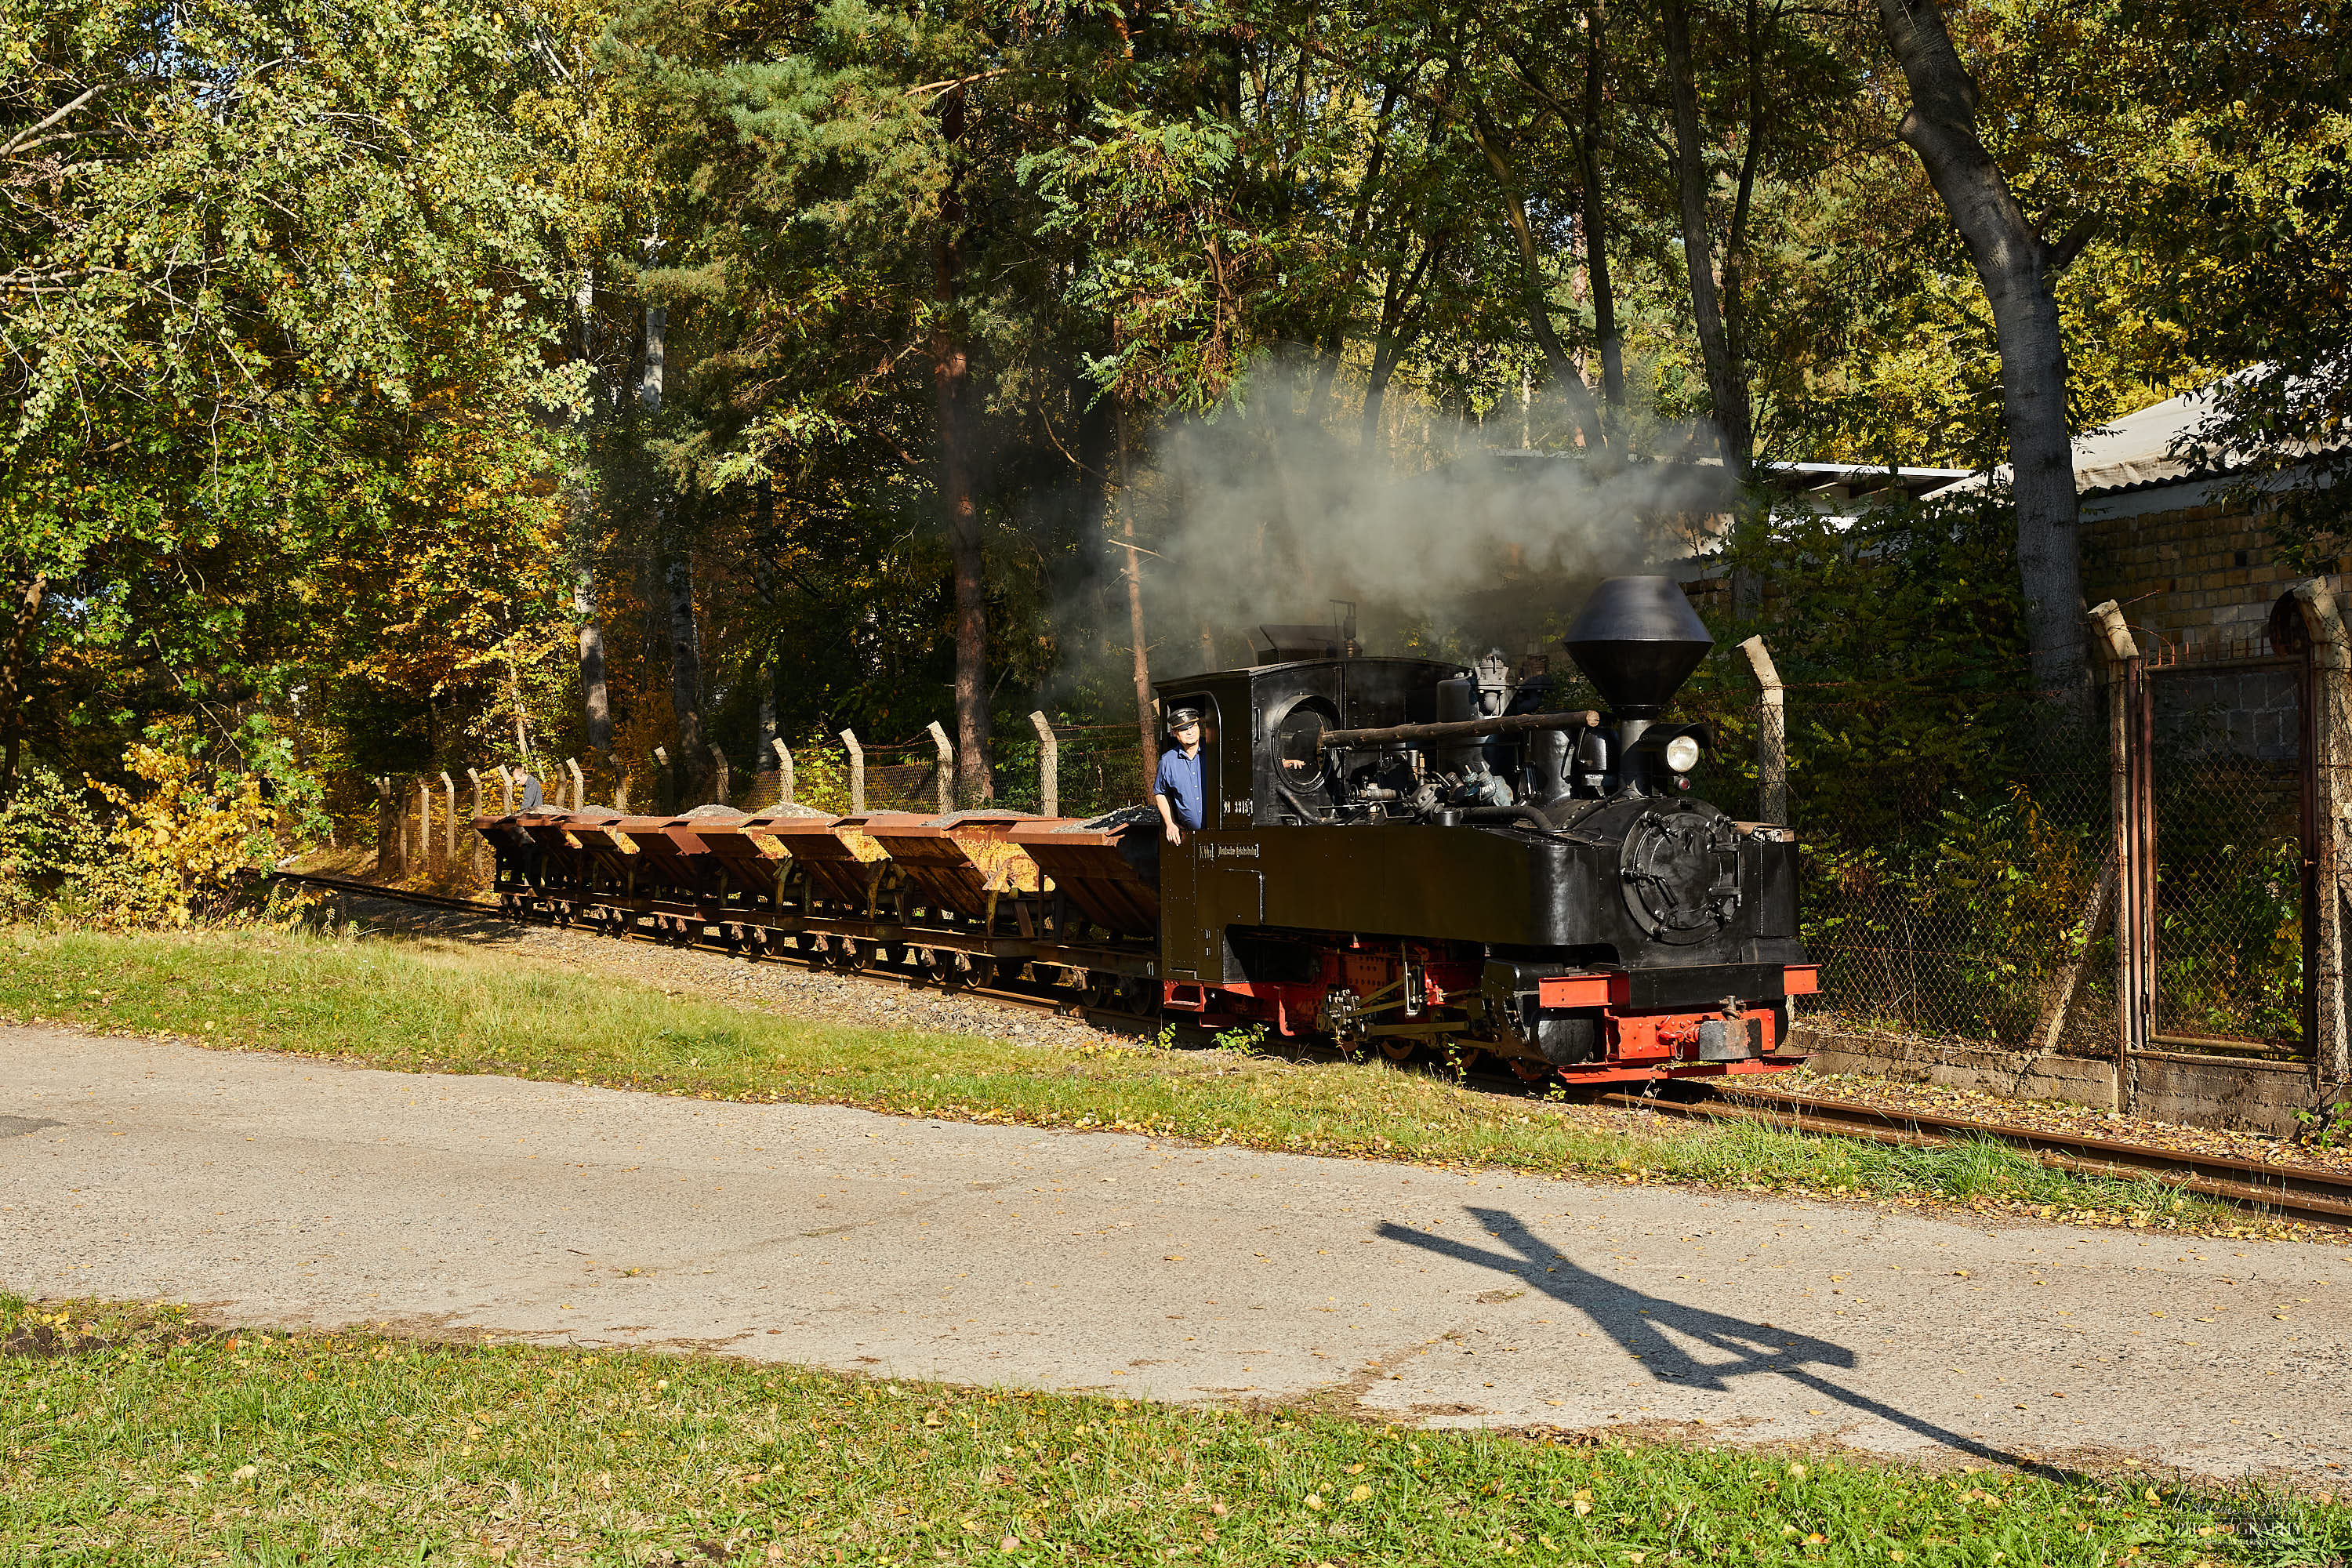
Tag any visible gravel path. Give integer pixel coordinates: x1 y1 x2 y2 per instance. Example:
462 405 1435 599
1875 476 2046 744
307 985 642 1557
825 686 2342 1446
335 891 1134 1051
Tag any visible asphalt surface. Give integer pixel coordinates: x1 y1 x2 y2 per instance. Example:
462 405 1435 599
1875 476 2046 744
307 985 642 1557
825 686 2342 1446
5 1025 2347 1484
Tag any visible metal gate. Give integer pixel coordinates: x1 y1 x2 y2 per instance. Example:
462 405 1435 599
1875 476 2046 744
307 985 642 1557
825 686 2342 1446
2120 621 2314 1064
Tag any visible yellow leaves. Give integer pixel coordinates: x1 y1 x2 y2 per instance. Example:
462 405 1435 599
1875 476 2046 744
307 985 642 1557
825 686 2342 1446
87 746 277 928
1302 1492 1324 1511
1348 1483 1371 1502
1573 1490 1594 1516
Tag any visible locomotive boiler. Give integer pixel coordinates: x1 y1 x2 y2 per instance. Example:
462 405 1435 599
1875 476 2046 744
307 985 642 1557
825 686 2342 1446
477 575 1813 1088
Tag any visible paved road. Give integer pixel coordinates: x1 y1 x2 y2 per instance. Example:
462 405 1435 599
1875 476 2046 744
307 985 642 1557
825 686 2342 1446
4 1026 2346 1483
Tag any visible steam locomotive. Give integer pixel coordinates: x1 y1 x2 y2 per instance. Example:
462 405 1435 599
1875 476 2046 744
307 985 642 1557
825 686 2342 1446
479 575 1813 1087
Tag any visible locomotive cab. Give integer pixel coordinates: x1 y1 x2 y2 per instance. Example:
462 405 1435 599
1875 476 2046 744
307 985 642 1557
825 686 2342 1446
1153 575 1814 1087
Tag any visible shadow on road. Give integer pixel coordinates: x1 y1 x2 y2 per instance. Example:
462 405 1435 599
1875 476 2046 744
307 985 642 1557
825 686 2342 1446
1381 1205 2066 1476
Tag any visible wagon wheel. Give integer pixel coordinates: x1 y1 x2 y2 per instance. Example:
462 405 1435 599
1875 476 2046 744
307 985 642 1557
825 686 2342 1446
837 939 875 975
961 957 996 991
1116 975 1158 1015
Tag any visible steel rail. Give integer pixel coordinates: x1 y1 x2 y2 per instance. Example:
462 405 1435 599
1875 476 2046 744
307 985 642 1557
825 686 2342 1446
1601 1090 2352 1229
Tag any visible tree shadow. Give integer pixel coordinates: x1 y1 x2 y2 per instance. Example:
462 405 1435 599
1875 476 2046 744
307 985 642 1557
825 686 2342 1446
1381 1205 2069 1477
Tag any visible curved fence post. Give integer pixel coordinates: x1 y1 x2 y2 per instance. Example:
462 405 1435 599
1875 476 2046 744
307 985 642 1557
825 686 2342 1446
2288 579 2352 1094
1030 710 1058 818
925 721 953 814
2088 600 2149 1109
772 739 794 806
1737 636 1785 825
565 756 586 811
840 729 864 815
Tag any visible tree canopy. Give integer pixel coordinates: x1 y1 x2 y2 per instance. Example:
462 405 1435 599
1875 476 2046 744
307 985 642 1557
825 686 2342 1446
4 0 2345 821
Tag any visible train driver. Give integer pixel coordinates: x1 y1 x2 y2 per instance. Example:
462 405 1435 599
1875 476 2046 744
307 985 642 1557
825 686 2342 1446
1153 707 1206 845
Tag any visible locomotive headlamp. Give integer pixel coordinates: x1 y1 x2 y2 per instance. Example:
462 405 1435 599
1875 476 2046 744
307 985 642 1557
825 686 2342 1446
1664 735 1702 774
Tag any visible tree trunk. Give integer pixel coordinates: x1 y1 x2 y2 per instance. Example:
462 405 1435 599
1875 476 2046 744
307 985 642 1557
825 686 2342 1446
1875 0 2086 699
1471 116 1605 451
1661 0 1754 479
1579 0 1624 407
932 88 993 802
573 271 611 756
576 566 610 754
0 572 45 798
753 530 778 770
641 296 704 802
667 545 706 804
1115 401 1156 797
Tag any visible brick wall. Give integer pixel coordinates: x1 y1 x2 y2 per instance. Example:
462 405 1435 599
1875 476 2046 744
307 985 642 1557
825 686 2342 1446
2080 487 2318 644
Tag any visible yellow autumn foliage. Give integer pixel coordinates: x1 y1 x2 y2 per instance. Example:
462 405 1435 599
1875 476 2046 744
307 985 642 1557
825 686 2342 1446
88 746 279 927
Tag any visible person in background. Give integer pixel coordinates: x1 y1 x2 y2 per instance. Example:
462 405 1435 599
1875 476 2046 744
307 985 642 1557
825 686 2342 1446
1153 707 1205 845
507 764 546 890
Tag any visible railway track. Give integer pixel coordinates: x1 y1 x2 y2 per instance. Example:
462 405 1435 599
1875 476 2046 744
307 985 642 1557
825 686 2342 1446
275 872 2352 1229
1599 1090 2352 1230
271 873 1150 1028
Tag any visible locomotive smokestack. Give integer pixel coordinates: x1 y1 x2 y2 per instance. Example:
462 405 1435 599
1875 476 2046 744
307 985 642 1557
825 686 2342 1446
1562 575 1713 719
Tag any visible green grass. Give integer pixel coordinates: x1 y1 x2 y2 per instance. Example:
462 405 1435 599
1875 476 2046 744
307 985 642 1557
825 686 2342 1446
5 1296 2345 1567
0 923 2292 1236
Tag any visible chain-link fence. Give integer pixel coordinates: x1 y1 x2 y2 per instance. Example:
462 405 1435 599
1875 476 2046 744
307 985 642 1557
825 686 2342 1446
2146 640 2306 1054
1764 627 2318 1066
1771 677 2120 1059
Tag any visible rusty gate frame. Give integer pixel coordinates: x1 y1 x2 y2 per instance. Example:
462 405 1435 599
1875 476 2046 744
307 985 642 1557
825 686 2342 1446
2109 583 2352 1109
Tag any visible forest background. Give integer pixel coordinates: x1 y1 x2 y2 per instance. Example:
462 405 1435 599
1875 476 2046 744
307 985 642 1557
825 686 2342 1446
2 0 2348 905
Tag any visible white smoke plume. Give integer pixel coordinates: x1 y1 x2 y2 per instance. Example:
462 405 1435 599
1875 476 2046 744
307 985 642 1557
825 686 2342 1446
1104 357 1734 678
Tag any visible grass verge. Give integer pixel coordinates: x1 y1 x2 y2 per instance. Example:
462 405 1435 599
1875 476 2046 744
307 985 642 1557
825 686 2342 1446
0 924 2306 1237
5 1296 2346 1567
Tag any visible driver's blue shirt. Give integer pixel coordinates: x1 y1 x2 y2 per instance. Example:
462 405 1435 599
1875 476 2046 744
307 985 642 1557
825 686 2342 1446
1154 746 1204 830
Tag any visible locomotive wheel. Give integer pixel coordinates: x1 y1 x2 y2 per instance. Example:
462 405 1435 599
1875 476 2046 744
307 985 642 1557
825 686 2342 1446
1441 1045 1484 1078
1507 1056 1558 1087
1377 1038 1417 1063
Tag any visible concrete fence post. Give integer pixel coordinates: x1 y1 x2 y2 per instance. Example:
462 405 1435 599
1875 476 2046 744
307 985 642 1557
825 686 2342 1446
840 729 865 815
565 756 586 811
2288 579 2352 1094
772 739 794 806
1030 710 1058 818
1737 636 1786 825
416 778 433 873
708 745 730 810
376 776 399 877
440 772 457 865
466 769 485 875
925 721 953 815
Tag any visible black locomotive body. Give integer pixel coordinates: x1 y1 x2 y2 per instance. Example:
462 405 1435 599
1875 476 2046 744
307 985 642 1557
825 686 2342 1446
1149 575 1814 1083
